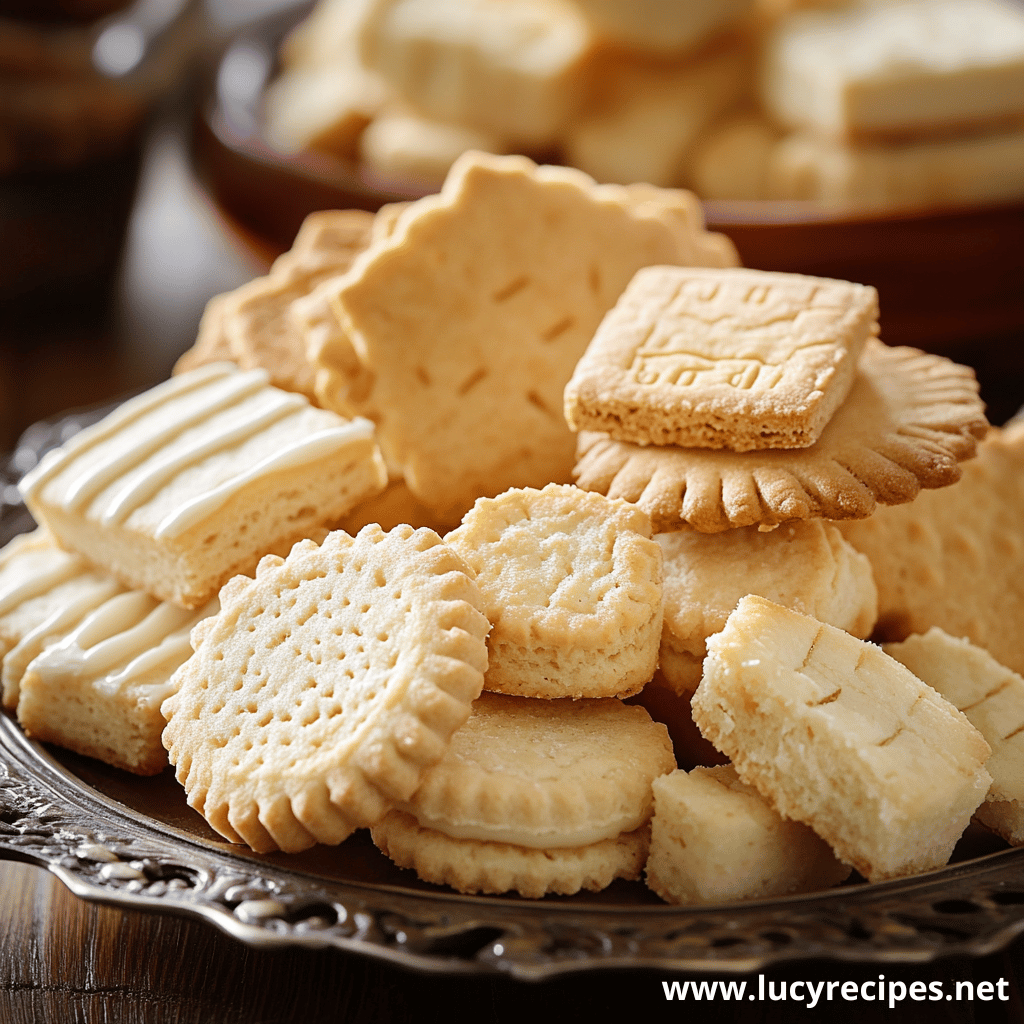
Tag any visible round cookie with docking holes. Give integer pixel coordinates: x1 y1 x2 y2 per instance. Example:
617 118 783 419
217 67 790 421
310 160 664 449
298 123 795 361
161 525 490 854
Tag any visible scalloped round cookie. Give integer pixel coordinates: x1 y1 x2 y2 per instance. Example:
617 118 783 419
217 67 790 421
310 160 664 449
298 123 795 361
371 811 650 899
573 341 988 533
445 483 662 698
161 525 490 854
401 692 675 848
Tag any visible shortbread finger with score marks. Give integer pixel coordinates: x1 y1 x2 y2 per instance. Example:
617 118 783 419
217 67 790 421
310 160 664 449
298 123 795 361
692 595 992 882
19 363 387 609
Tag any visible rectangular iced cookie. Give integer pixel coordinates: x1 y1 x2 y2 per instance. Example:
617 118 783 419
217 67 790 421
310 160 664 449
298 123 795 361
564 266 877 451
18 591 217 775
885 629 1024 846
761 0 1024 140
19 363 387 609
645 765 850 904
0 530 124 709
692 595 992 881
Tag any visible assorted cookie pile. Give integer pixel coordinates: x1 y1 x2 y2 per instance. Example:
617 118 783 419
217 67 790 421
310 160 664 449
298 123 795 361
263 0 1024 211
2 150 1023 905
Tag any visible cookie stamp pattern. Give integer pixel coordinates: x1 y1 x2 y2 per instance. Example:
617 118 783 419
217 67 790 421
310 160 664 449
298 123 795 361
161 525 490 854
445 484 662 699
564 267 878 451
692 595 992 881
574 340 987 532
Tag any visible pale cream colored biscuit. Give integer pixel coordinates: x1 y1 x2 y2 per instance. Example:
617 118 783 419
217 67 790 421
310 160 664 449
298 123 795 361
370 690 672 897
574 340 987 532
565 266 878 451
18 592 217 776
575 0 753 56
359 110 505 186
278 0 376 73
371 811 650 899
313 151 736 524
692 595 992 881
885 628 1024 846
399 693 674 847
161 525 490 853
358 0 593 147
446 484 662 699
20 364 388 609
332 477 454 536
766 126 1024 210
263 58 389 159
0 531 125 710
838 422 1024 676
657 519 876 697
646 765 851 904
174 211 375 393
760 0 1024 141
564 41 749 188
691 112 780 200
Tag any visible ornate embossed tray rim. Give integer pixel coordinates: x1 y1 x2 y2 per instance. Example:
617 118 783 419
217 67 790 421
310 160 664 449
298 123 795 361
5 406 1024 978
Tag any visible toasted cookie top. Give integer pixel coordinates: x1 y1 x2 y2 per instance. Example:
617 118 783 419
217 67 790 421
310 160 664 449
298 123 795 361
161 524 490 853
564 266 878 451
574 340 988 532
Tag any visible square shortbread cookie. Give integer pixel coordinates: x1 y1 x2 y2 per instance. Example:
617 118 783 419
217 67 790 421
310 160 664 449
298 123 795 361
761 0 1024 140
564 266 878 451
885 628 1024 846
692 595 992 881
645 765 850 904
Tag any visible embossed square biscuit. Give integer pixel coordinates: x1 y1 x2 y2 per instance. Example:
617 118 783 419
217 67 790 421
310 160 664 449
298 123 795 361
574 340 987 532
564 266 878 451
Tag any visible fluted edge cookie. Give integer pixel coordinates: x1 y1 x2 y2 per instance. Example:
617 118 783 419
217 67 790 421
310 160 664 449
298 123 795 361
161 525 490 853
574 340 987 532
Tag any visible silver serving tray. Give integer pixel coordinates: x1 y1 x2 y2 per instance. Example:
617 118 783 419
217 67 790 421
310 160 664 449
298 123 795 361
4 406 1024 979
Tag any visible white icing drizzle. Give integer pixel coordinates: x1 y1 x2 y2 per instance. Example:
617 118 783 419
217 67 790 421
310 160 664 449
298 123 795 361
60 370 270 513
18 362 241 504
99 390 307 526
30 596 218 701
2 576 124 692
0 550 87 618
153 419 375 539
403 805 650 850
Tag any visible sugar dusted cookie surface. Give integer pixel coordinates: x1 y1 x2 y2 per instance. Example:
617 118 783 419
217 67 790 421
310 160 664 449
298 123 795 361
575 340 987 532
313 152 735 524
692 595 992 881
445 484 662 699
371 691 673 897
19 363 388 609
839 423 1024 676
565 266 878 451
646 765 850 905
161 525 490 854
657 519 876 697
885 629 1024 846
